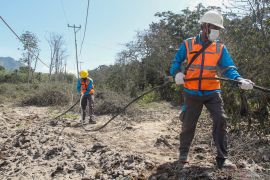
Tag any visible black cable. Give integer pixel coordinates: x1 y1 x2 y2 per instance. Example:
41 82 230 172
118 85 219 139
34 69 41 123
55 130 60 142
79 0 90 56
0 16 50 68
185 77 270 93
51 81 172 131
81 81 172 131
52 99 80 120
51 77 270 132
217 77 270 93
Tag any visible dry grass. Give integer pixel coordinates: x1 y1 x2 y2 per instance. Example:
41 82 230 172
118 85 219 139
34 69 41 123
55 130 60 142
21 88 69 106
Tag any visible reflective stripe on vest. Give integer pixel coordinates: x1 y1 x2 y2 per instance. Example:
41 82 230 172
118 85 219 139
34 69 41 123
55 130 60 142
184 37 223 90
81 78 95 94
189 64 217 71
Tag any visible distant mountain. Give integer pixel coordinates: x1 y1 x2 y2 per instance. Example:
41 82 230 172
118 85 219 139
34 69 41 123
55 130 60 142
0 57 25 71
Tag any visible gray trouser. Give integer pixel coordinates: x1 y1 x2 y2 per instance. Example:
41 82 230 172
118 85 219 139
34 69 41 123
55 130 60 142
81 94 94 121
180 92 228 160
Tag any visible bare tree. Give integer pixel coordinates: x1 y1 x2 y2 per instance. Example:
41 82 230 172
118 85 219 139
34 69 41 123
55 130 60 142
47 33 67 81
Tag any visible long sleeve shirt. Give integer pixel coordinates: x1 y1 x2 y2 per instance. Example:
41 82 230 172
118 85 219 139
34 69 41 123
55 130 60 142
77 77 94 95
170 34 241 96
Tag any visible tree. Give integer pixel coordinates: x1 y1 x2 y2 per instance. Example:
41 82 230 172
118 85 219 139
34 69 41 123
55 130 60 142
20 31 40 84
89 3 270 133
104 5 207 94
47 33 67 81
222 0 270 132
0 66 5 71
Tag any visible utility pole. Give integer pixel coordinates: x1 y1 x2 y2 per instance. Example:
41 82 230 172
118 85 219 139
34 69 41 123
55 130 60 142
64 60 67 80
79 61 84 71
68 24 81 78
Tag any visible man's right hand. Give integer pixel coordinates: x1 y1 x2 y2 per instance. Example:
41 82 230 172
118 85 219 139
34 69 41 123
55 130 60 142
175 72 185 85
237 78 254 90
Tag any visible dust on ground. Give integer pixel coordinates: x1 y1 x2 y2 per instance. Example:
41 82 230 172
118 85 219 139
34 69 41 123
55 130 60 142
0 102 269 179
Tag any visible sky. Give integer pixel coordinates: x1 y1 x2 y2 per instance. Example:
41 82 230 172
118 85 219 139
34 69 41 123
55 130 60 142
0 0 226 73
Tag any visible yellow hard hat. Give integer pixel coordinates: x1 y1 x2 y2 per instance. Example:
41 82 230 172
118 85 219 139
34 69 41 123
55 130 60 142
80 70 88 78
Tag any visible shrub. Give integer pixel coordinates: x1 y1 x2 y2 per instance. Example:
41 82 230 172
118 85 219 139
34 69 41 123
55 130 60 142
93 88 139 115
22 88 69 106
138 91 160 105
0 85 7 94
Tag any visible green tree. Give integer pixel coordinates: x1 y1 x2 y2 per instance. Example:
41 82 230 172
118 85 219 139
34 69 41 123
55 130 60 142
89 3 270 133
20 31 40 84
0 65 5 71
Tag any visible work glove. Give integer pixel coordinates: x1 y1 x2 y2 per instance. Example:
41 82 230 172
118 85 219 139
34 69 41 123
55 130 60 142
175 72 185 85
238 78 254 90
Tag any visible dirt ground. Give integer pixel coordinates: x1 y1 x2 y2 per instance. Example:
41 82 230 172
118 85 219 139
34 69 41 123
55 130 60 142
0 102 269 179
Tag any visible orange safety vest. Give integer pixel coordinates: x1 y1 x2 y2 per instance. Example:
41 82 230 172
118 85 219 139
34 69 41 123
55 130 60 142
184 37 223 90
80 78 95 94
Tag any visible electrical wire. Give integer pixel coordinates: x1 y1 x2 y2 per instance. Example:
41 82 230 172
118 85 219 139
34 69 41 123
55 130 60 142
51 76 270 133
60 0 69 24
79 0 90 56
0 16 49 68
51 81 172 132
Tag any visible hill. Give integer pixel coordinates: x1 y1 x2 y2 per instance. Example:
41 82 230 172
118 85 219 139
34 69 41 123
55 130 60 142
0 57 25 71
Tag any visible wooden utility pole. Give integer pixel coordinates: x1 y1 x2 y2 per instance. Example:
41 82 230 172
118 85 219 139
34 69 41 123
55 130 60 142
68 24 81 78
79 61 84 71
64 60 67 80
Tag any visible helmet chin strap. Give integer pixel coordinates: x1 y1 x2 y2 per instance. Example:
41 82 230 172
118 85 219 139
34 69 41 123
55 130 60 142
207 23 212 41
202 23 211 42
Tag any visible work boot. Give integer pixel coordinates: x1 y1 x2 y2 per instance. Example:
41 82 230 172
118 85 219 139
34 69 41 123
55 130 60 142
81 119 87 125
81 120 87 125
216 158 237 170
178 155 189 170
89 117 96 124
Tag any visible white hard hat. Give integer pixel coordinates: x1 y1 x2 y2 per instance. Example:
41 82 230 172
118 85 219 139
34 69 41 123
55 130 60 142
199 10 224 29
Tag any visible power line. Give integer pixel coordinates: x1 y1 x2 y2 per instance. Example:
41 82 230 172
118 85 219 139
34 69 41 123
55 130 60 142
0 16 49 68
79 0 90 56
60 0 69 24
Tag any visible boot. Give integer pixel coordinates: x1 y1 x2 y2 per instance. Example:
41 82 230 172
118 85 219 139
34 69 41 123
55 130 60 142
216 158 237 170
178 154 189 170
179 156 189 163
89 116 96 124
